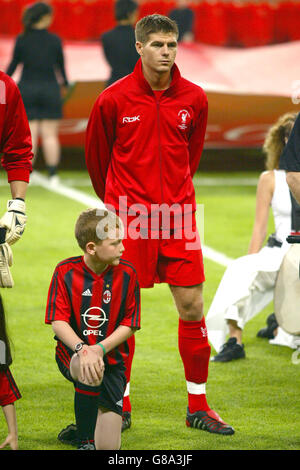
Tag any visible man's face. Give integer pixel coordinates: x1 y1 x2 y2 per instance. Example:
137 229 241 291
136 32 178 75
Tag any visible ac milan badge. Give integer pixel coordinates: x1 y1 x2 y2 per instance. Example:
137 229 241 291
103 289 112 304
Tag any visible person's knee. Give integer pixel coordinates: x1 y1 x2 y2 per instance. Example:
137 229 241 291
179 296 204 321
69 354 102 387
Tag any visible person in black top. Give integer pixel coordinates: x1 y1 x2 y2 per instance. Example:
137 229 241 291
168 0 195 42
6 2 69 184
280 112 300 204
101 0 139 87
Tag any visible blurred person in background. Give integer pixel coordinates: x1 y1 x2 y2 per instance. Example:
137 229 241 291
6 1 69 186
206 112 299 362
101 0 139 87
168 0 194 42
280 112 300 204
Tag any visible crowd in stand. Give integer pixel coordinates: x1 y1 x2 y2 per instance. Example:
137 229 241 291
1 0 300 47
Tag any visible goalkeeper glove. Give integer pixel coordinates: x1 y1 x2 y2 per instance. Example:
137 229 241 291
0 243 13 288
0 199 27 246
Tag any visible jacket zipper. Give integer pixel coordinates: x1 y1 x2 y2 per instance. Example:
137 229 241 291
155 97 164 207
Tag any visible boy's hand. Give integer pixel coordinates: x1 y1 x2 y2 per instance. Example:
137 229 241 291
78 345 104 386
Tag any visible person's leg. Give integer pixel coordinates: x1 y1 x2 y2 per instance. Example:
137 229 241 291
70 354 102 449
118 224 158 430
29 120 40 165
39 119 61 178
228 319 243 344
94 407 122 450
170 284 234 435
213 270 278 362
170 284 211 412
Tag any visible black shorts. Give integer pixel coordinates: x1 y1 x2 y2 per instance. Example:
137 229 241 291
19 80 63 120
55 343 126 416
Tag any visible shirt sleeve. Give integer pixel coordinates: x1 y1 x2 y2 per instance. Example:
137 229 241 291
280 112 300 171
101 33 113 68
85 92 116 202
188 91 208 177
55 37 69 86
45 267 72 324
120 269 141 330
0 76 33 182
5 36 22 77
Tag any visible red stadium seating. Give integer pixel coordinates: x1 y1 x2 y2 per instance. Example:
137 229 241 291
193 1 229 46
0 0 300 47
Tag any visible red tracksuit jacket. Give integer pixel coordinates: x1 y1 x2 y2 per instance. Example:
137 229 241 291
85 59 208 219
0 71 32 182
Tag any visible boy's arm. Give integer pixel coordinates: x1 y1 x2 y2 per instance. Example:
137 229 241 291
52 320 104 385
52 319 86 352
93 325 136 357
248 171 273 254
0 403 18 450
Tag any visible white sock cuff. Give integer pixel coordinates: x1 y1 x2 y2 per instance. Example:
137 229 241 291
186 381 206 395
124 382 130 397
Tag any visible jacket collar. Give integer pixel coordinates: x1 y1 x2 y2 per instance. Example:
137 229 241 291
132 58 181 94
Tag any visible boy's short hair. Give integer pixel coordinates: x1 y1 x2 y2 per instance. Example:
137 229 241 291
115 0 137 21
75 208 124 251
135 14 179 44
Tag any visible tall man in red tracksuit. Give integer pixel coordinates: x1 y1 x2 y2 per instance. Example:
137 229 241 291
85 14 234 435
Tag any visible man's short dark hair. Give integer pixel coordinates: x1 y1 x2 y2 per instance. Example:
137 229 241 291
135 14 179 44
115 0 138 22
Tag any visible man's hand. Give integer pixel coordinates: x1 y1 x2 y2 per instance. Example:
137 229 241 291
77 345 105 386
0 199 27 246
0 243 14 288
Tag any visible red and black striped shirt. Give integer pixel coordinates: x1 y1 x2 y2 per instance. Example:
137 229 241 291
0 367 21 406
45 256 140 369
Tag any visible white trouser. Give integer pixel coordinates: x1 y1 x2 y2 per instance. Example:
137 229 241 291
205 245 289 353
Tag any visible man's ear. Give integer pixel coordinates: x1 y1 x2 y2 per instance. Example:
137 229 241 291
136 41 143 56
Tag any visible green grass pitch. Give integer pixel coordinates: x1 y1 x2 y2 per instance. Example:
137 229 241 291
1 170 299 450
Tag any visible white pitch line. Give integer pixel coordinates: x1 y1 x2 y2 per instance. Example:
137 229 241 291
202 245 232 267
30 171 106 209
193 176 258 186
23 176 260 188
31 171 232 267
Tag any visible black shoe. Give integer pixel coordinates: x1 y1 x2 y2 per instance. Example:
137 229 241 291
57 423 78 446
122 411 131 432
257 313 278 339
77 440 96 450
186 408 235 435
211 337 245 362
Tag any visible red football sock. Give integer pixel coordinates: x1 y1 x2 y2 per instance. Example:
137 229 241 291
178 317 211 413
188 390 210 413
123 395 131 413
